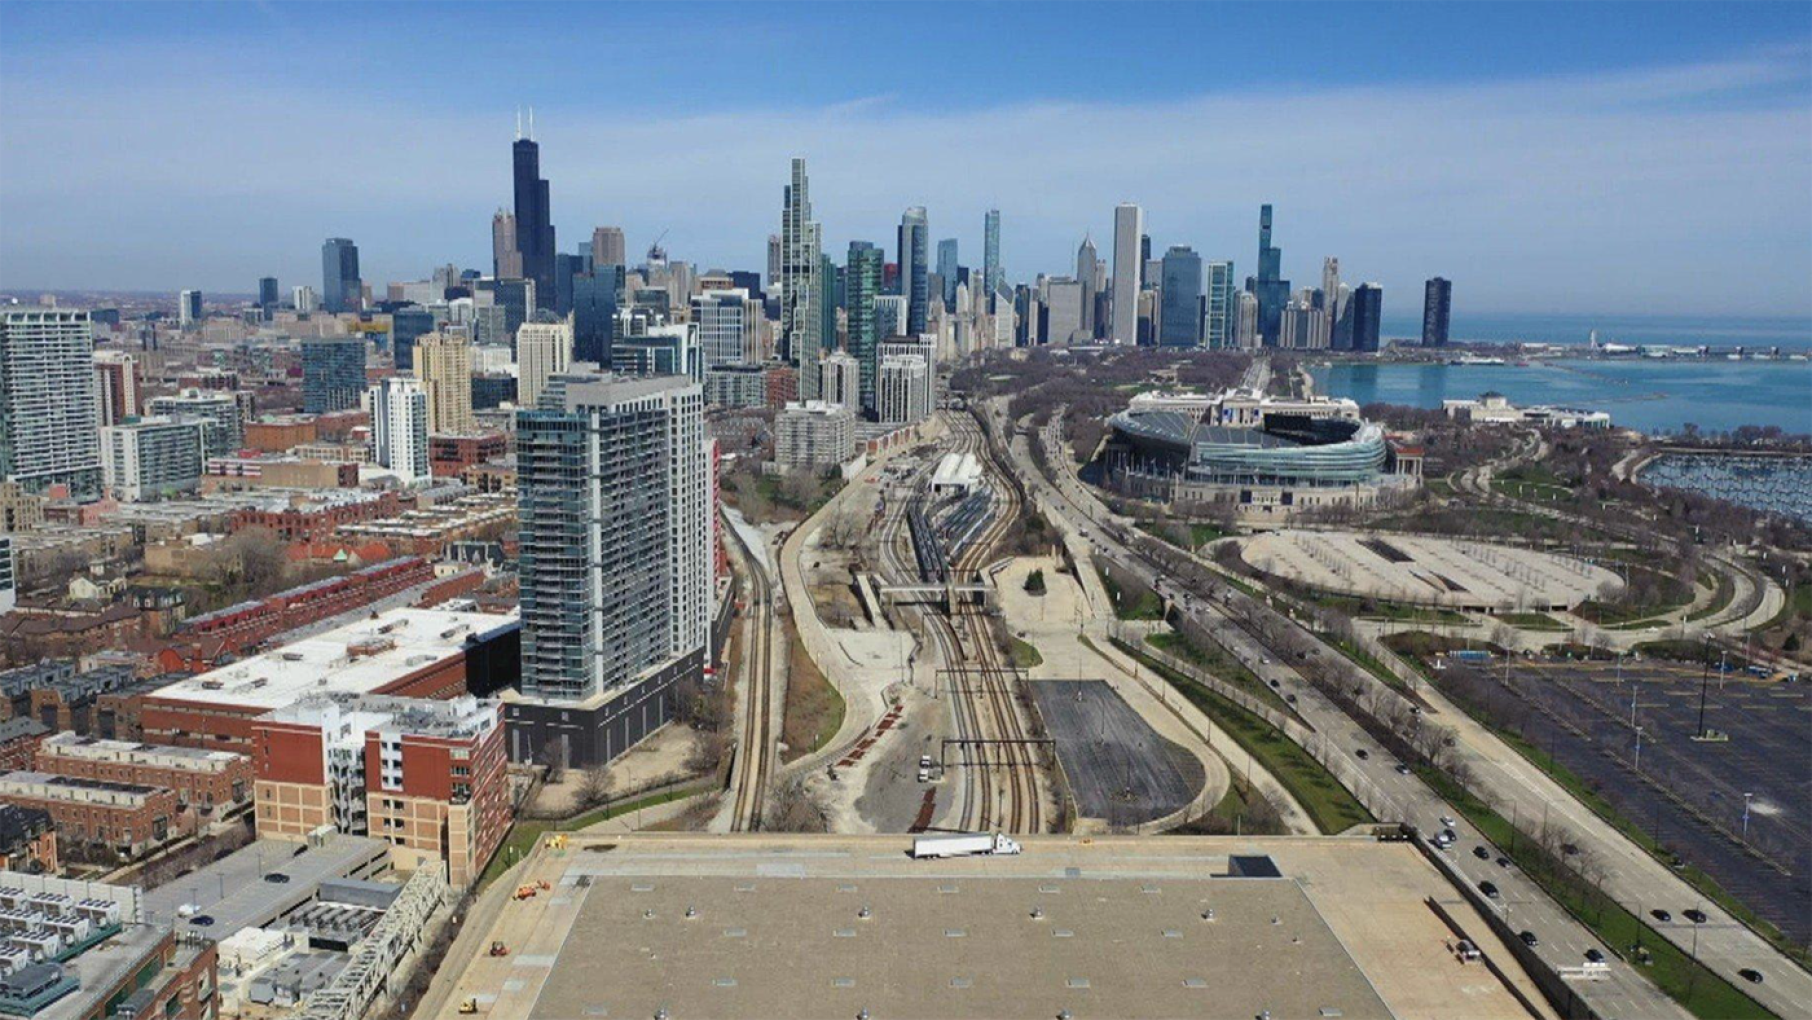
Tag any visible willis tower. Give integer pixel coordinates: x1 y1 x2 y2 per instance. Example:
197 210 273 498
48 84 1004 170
513 110 556 310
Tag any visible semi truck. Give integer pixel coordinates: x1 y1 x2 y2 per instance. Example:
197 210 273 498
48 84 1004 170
911 833 1023 859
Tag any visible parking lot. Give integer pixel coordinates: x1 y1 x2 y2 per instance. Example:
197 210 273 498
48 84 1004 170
1441 658 1810 943
1030 679 1203 828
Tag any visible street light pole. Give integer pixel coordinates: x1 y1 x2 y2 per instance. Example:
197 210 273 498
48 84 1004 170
1742 793 1754 839
1633 726 1643 773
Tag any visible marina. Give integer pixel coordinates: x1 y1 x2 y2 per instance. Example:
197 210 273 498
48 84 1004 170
1639 453 1812 525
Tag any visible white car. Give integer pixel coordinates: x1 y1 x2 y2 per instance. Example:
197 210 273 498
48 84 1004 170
1439 816 1456 829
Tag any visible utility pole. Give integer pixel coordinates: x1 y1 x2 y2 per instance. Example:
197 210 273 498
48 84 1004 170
1695 638 1712 738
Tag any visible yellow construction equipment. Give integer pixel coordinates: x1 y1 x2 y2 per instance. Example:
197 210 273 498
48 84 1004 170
459 997 479 1014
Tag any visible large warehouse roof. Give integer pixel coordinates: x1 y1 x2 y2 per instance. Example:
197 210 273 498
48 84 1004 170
148 607 517 711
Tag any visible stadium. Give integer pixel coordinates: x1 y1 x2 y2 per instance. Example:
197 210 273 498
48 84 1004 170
1103 395 1418 516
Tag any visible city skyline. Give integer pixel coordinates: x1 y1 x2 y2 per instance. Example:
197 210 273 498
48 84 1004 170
1 3 1809 319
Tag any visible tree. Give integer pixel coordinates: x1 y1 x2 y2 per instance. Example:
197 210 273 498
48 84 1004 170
1023 569 1046 596
574 766 610 809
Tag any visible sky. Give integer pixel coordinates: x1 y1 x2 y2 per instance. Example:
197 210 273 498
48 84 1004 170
2 1 1810 321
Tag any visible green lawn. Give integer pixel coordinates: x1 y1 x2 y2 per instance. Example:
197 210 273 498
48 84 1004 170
1492 612 1571 631
1308 592 1472 625
1009 636 1044 669
1317 633 1412 690
1096 565 1165 620
478 784 710 890
1685 572 1735 623
1115 639 1372 834
1415 769 1774 1020
1145 630 1290 713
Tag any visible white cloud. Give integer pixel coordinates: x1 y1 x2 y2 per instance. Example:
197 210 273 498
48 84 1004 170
1 49 1808 318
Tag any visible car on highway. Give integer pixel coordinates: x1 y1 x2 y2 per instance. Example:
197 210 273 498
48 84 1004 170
191 915 215 927
1496 856 1511 868
1519 930 1539 947
1479 880 1499 899
1650 909 1671 923
1394 763 1411 775
264 873 290 884
1439 815 1456 828
1584 948 1604 963
1354 748 1369 760
1739 968 1765 984
1684 909 1707 924
1472 846 1490 860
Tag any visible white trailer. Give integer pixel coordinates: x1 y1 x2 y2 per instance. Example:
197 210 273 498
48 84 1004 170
910 833 1023 859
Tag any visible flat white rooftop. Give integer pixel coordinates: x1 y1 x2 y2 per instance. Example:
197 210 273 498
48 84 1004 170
149 606 517 711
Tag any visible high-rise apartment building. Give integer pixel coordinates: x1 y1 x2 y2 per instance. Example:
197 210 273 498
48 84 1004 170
779 158 824 366
293 285 319 315
101 416 207 501
845 242 884 414
516 320 573 410
898 207 929 336
873 295 908 341
1250 205 1290 345
178 290 202 328
301 338 365 414
321 238 360 314
1279 291 1329 350
257 277 279 318
512 120 556 309
776 400 856 472
370 376 429 481
514 374 709 766
877 337 937 424
1111 204 1143 344
391 306 437 373
936 238 959 312
0 309 103 498
820 352 862 413
92 350 141 428
147 389 243 458
982 209 1002 307
414 332 475 434
1351 284 1384 353
1204 261 1235 349
591 226 626 268
1422 277 1452 347
694 289 752 367
1158 246 1204 348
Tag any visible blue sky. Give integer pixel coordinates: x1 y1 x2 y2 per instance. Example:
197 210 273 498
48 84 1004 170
2 1 1809 319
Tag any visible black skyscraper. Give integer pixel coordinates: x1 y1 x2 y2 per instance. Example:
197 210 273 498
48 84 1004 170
513 124 556 311
1250 205 1290 346
1422 277 1452 347
257 277 279 318
1351 284 1383 353
321 238 360 314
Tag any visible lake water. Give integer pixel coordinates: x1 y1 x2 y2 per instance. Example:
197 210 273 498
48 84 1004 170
1310 359 1812 436
1375 313 1812 351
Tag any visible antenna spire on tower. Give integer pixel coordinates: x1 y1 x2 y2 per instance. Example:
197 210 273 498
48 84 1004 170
515 107 522 141
528 106 535 141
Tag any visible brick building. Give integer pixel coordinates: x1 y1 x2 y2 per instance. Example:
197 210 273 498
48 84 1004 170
33 732 251 814
228 490 400 543
0 772 183 857
254 693 508 888
429 432 508 478
165 556 437 666
140 606 519 755
0 803 56 874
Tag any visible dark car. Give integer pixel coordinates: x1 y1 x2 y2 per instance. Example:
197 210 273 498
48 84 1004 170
1395 763 1411 775
265 872 291 884
1355 748 1370 760
1496 856 1511 868
1479 881 1499 899
1739 969 1764 984
1651 909 1671 923
1472 846 1490 860
1584 948 1604 963
1684 909 1707 924
190 915 215 927
1519 930 1539 947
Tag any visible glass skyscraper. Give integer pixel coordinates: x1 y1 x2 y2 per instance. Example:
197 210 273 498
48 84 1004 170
573 266 624 365
320 237 360 314
1250 205 1290 345
0 309 102 498
936 238 959 312
898 207 929 336
391 306 436 373
1352 284 1384 353
301 337 366 414
512 129 556 310
1204 261 1235 349
1158 246 1204 347
846 241 883 414
1422 277 1452 347
982 210 1002 308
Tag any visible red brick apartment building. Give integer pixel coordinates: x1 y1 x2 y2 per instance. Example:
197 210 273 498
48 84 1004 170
32 732 252 812
253 693 509 888
0 772 183 856
429 432 508 477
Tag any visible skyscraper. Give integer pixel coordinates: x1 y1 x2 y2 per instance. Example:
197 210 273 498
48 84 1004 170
293 285 318 315
257 277 279 318
1204 261 1235 349
0 309 103 498
1110 203 1143 344
492 210 523 279
694 289 753 367
370 376 429 482
982 210 1002 308
1234 291 1259 349
845 242 884 414
898 207 929 336
1250 205 1290 345
178 289 202 328
321 238 360 314
514 374 709 766
92 350 140 427
1158 246 1204 348
414 331 476 434
1077 236 1098 338
391 306 436 373
301 338 365 414
936 238 959 312
1422 277 1452 347
591 226 626 268
1351 284 1384 353
516 321 573 409
512 114 556 310
779 158 823 365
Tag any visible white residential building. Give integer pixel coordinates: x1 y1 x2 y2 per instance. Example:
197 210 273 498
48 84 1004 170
515 320 572 409
370 376 430 481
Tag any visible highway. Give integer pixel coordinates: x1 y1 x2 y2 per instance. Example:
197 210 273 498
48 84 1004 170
993 399 1698 1020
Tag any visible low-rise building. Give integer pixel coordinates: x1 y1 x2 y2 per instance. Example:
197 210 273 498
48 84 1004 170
0 804 56 873
253 693 508 888
0 772 183 857
33 733 251 814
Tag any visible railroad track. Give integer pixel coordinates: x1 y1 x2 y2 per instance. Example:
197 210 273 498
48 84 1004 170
728 525 776 831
